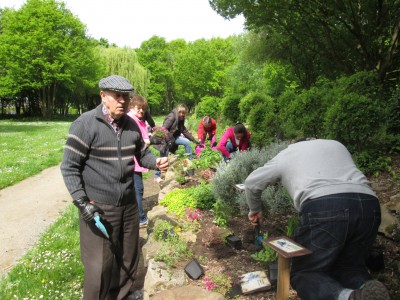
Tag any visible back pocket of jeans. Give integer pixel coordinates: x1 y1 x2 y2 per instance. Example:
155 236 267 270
307 209 348 250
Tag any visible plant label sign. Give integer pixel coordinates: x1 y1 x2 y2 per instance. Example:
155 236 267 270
264 236 312 258
234 183 245 191
240 270 271 295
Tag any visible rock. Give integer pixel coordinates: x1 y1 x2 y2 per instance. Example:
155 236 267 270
143 259 188 299
150 285 224 300
371 181 393 193
147 205 168 220
379 204 398 236
142 239 164 268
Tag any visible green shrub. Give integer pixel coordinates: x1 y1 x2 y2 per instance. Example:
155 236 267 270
221 93 242 123
153 219 176 241
154 235 193 267
247 99 278 148
238 92 268 123
160 189 197 216
212 142 289 214
211 198 232 227
194 147 222 170
160 183 215 214
251 232 278 265
196 96 221 120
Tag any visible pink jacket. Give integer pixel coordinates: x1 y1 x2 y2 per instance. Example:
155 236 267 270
127 111 150 173
217 127 251 158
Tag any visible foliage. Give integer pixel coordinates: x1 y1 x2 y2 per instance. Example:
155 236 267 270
211 198 232 227
251 232 278 265
159 188 197 216
212 142 289 214
153 219 176 242
203 272 232 296
239 92 268 123
261 185 295 216
195 96 221 120
286 215 299 237
0 205 83 299
201 224 230 247
0 119 70 189
194 147 222 170
159 182 215 214
210 0 400 84
154 235 193 267
221 93 242 123
0 0 98 117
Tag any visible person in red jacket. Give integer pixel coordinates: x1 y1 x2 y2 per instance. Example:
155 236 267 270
217 123 251 162
197 116 217 147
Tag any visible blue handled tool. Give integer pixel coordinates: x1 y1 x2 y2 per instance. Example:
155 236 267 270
94 212 109 239
255 218 263 246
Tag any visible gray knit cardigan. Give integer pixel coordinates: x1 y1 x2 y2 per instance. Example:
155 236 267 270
61 104 157 206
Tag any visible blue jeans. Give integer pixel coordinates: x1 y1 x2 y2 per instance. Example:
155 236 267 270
290 193 381 300
222 141 237 162
154 136 193 178
133 172 145 221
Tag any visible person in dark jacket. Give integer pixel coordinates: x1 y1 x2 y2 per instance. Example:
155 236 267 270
153 104 200 182
61 75 168 300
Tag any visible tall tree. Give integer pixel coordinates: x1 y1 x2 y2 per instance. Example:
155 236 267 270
0 0 96 117
136 36 176 113
209 0 400 84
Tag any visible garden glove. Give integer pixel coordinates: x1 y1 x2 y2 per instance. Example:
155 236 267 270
73 196 104 222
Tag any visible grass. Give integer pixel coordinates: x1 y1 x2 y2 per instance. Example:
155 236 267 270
0 119 71 189
0 204 83 299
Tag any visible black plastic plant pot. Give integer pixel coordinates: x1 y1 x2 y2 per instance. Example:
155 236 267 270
226 234 242 249
187 169 195 176
184 259 204 280
268 262 278 285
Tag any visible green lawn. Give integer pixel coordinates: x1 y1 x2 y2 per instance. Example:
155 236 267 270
0 204 83 299
0 119 71 189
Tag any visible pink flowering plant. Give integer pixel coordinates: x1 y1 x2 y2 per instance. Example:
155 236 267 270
185 207 204 221
203 272 232 296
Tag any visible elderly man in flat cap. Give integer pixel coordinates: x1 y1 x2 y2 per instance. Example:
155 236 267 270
61 75 168 300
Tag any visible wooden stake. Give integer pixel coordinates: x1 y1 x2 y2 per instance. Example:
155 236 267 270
277 254 290 300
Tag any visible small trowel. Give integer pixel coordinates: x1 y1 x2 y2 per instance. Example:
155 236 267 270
94 212 109 239
255 218 263 247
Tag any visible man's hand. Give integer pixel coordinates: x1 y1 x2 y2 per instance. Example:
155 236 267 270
248 211 262 227
156 157 169 172
73 196 103 222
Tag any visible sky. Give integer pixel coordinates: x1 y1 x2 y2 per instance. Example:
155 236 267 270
1 0 245 48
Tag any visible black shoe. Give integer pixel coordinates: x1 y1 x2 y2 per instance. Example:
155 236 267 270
350 280 390 300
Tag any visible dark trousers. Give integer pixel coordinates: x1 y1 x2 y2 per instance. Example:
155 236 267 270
79 202 139 300
290 193 381 300
134 172 145 222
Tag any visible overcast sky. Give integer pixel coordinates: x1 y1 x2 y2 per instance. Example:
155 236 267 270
1 0 245 48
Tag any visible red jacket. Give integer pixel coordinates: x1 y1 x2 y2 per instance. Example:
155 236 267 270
197 118 217 143
217 127 251 158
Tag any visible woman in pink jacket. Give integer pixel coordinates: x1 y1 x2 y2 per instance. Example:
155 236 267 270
127 95 151 228
217 123 251 162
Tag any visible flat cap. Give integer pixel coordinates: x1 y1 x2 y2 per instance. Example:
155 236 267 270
99 75 134 92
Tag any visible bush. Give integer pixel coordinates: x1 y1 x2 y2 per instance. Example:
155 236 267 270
212 141 290 215
221 93 242 123
196 96 221 120
238 92 268 123
247 98 278 147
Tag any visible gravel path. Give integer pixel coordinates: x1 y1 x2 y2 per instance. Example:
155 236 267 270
0 165 71 277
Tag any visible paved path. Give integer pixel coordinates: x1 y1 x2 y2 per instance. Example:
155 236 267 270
0 165 71 277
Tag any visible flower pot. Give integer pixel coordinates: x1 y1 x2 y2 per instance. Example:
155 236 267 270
226 234 242 249
268 262 278 285
187 169 195 176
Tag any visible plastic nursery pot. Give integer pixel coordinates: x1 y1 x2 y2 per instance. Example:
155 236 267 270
226 234 242 250
268 261 278 285
162 228 175 240
187 169 195 176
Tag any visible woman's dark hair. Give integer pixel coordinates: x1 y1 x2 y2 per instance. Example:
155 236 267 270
233 123 247 136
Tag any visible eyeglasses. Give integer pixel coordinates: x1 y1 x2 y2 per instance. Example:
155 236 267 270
104 91 130 101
